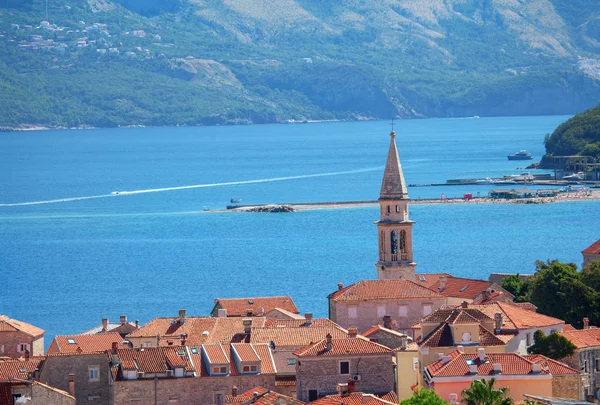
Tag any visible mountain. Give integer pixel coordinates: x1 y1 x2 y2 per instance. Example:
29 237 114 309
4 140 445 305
544 104 600 160
1 0 600 128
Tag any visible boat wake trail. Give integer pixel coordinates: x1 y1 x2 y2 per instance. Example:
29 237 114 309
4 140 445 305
0 166 382 207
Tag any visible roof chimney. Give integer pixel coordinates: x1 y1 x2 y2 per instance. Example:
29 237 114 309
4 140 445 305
111 342 119 363
217 309 227 318
494 313 503 333
325 333 333 350
181 333 187 346
469 364 478 375
482 288 492 301
257 307 264 316
135 320 139 328
347 378 356 393
179 309 186 324
338 283 344 291
243 318 252 334
400 336 408 350
232 386 238 398
532 364 542 374
441 355 451 365
477 348 486 361
246 309 253 317
120 315 127 325
493 363 502 374
305 312 313 326
102 318 108 331
348 327 358 338
457 345 464 353
253 392 259 401
461 301 468 309
68 374 75 397
583 317 590 330
439 275 447 292
383 315 392 329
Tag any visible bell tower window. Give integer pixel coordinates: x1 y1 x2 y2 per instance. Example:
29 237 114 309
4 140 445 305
399 230 406 253
390 231 398 254
395 205 399 213
386 206 391 214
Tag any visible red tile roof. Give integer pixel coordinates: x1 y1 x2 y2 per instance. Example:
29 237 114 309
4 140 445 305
415 273 452 288
213 296 299 317
559 328 600 349
421 308 493 324
0 358 45 381
117 346 195 373
0 315 44 337
562 324 577 332
294 337 393 357
48 332 126 354
328 279 444 302
471 302 564 330
232 343 260 362
250 318 348 347
127 316 266 345
426 351 575 377
202 343 229 364
429 276 498 300
523 355 580 375
310 392 397 405
226 386 304 404
582 240 600 255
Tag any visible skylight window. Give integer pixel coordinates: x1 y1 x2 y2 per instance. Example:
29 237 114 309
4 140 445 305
460 285 469 292
177 350 185 356
419 275 426 281
68 339 76 344
191 348 199 354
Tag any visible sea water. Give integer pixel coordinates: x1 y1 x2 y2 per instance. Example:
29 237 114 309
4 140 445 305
1 116 598 343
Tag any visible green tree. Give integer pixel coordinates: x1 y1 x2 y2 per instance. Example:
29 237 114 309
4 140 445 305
400 389 449 405
529 260 580 321
527 330 576 359
461 378 514 405
580 261 600 292
501 274 531 302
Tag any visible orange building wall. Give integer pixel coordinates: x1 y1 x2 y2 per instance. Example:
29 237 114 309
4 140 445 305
432 377 552 403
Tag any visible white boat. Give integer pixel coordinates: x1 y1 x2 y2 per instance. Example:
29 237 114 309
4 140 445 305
111 191 120 195
493 179 517 185
475 177 493 184
563 172 585 181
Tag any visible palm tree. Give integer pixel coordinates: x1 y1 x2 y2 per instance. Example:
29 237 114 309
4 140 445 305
461 378 514 405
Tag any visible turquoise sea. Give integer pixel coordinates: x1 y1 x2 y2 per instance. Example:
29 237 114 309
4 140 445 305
1 116 599 345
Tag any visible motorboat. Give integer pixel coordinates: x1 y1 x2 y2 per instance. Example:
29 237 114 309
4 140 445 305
507 150 533 160
563 172 585 181
475 177 494 184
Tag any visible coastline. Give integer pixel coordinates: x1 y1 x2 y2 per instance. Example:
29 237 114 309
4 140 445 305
224 189 600 212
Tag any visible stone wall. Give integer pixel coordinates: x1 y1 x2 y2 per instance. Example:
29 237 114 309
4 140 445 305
11 382 75 405
552 374 583 399
0 331 43 358
112 374 276 405
40 353 111 405
295 354 395 402
331 298 446 334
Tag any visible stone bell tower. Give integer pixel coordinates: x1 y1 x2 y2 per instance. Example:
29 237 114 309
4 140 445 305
376 130 416 281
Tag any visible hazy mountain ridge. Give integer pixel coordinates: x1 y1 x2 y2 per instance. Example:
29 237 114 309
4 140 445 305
1 0 600 128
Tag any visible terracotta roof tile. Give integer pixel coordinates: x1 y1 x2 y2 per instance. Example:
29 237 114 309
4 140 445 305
421 308 493 324
310 392 397 405
414 273 452 288
523 355 580 375
213 296 299 317
427 352 551 377
562 324 577 332
559 328 600 349
48 332 126 354
471 302 564 330
429 276 498 300
251 319 348 347
128 316 266 346
294 337 393 357
226 386 304 404
117 346 195 373
328 279 444 302
265 308 305 320
232 343 260 362
32 381 75 401
0 315 44 337
0 358 45 381
582 240 600 255
419 323 505 348
252 344 277 374
202 344 229 364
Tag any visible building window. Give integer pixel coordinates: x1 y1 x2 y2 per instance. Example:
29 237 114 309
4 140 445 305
462 332 472 343
89 365 100 382
399 230 406 253
380 231 385 254
308 390 318 401
399 305 408 317
583 360 588 373
339 361 350 375
242 365 258 373
287 358 296 366
391 230 398 254
212 366 227 375
377 305 386 318
395 205 399 213
16 344 29 353
214 394 224 405
422 304 433 316
595 359 600 372
142 342 152 347
412 358 419 371
348 307 357 319
387 206 391 214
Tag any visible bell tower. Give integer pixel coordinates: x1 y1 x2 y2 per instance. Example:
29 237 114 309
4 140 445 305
376 130 416 281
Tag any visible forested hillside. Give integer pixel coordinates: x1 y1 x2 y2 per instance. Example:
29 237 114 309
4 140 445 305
544 105 600 159
1 0 600 128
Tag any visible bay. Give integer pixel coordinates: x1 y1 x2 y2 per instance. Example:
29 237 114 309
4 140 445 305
1 116 598 344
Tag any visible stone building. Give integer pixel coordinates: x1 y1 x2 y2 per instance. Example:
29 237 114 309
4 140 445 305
415 275 512 306
3 380 75 405
111 343 277 405
582 240 600 269
560 324 600 401
225 386 305 404
328 279 446 334
0 315 45 358
40 352 112 405
211 296 299 318
293 332 395 402
361 322 413 350
524 354 585 400
47 332 127 354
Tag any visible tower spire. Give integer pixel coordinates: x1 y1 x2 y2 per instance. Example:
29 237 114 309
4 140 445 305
380 130 409 200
